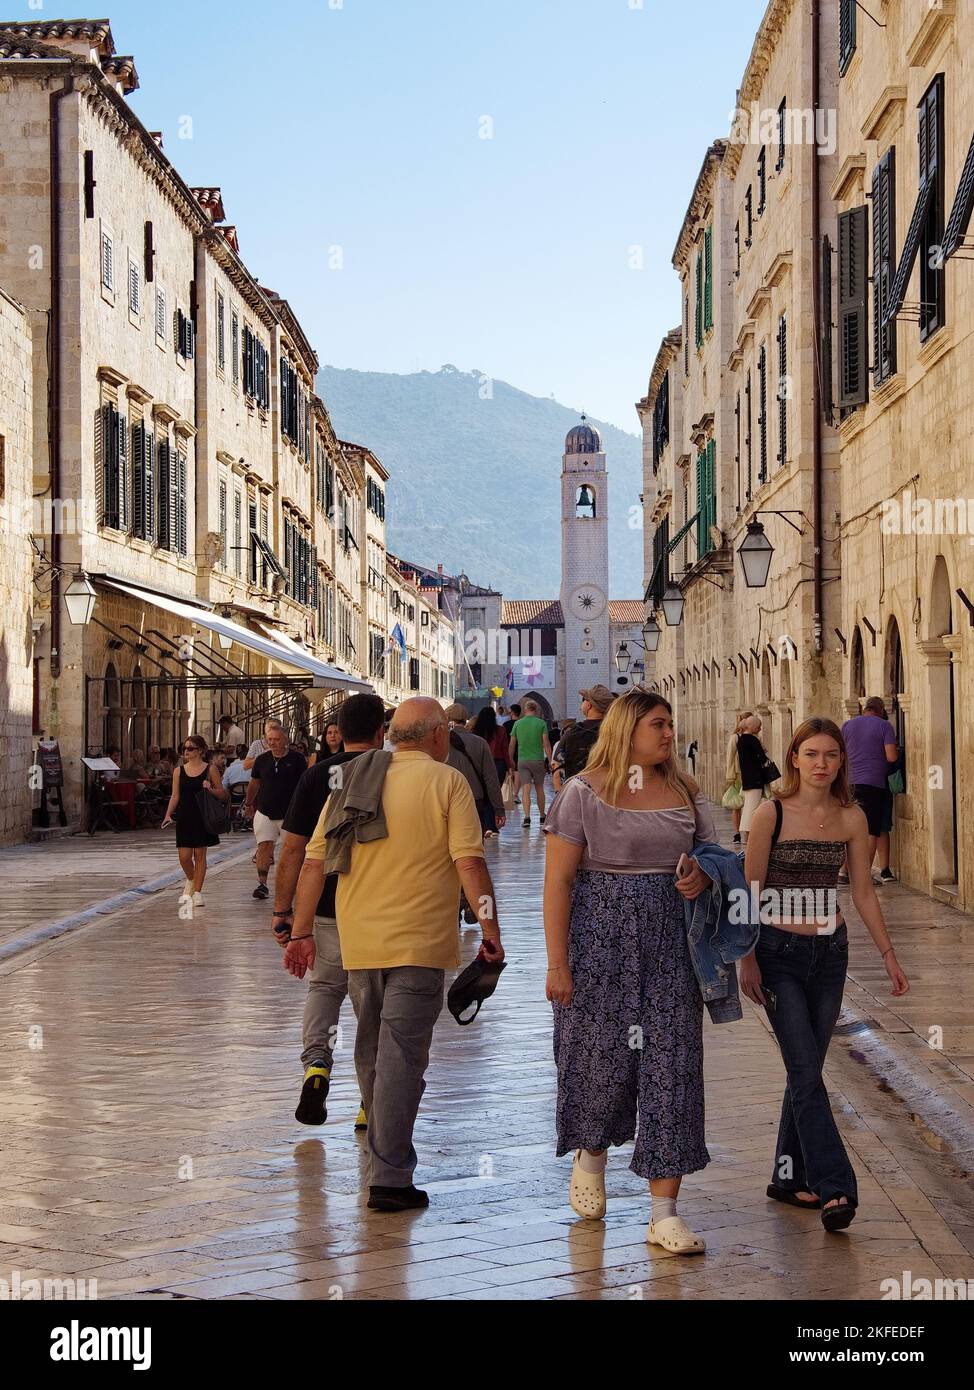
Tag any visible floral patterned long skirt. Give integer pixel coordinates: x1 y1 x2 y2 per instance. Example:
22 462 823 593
552 870 710 1181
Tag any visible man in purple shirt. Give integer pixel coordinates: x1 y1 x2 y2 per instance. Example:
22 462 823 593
841 697 899 869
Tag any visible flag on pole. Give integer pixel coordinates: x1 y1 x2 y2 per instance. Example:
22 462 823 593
392 622 408 662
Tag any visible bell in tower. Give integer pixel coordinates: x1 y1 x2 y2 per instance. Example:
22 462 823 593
575 484 596 518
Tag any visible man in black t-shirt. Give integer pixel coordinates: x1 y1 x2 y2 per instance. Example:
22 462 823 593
273 693 386 1127
244 727 307 900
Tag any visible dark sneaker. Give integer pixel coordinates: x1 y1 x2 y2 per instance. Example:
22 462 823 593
732 833 741 844
523 816 531 827
253 882 270 900
877 868 895 883
540 814 546 824
295 1063 330 1124
367 1185 429 1211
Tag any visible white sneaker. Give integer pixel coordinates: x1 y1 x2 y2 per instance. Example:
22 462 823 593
192 891 205 907
178 880 193 904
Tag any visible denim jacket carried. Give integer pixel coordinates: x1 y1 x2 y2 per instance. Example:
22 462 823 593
682 841 761 1024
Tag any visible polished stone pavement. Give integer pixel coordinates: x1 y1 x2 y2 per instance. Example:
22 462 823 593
0 804 972 1301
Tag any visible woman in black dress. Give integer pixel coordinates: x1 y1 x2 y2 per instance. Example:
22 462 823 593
162 734 228 907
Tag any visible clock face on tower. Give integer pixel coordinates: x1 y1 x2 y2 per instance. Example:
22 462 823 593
568 584 607 621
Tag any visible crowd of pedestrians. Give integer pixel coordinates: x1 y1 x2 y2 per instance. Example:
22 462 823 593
149 683 911 1246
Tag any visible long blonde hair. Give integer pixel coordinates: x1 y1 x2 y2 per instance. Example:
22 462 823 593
777 717 854 806
726 709 753 782
584 690 695 809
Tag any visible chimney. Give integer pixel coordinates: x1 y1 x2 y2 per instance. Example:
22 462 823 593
437 563 443 576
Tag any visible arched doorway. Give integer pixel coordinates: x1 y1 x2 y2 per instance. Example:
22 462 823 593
512 689 554 724
925 560 957 886
103 663 122 756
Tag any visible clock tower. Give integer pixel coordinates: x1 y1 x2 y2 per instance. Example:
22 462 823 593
560 417 611 705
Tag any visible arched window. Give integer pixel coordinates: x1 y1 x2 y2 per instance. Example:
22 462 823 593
575 484 596 519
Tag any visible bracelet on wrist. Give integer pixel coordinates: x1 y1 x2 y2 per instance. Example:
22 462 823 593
547 964 568 971
273 908 294 917
289 934 313 941
882 946 895 958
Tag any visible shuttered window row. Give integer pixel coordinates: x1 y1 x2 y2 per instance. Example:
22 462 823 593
839 0 856 75
820 235 834 423
242 326 270 408
872 149 897 385
131 421 155 541
280 358 312 459
175 307 195 360
757 346 768 481
837 205 868 408
886 75 943 339
703 225 713 332
694 249 703 349
776 313 788 465
696 440 716 559
651 370 669 473
283 515 315 608
367 476 386 518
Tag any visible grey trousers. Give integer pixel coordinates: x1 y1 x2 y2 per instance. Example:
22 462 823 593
301 917 349 1070
347 966 445 1188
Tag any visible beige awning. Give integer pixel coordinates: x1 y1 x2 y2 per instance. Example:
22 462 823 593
99 578 373 694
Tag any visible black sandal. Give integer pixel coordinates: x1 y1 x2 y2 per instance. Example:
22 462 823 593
767 1184 820 1210
822 1196 856 1232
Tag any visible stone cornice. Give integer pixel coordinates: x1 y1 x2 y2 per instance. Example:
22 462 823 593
830 154 866 203
746 284 773 320
173 417 197 440
861 86 907 143
96 364 129 389
151 402 180 426
765 250 792 289
672 142 728 270
202 227 277 333
124 382 153 405
264 293 319 378
648 327 682 403
907 0 955 69
724 0 799 176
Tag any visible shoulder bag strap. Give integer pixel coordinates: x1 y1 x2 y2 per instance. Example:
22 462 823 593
771 797 783 847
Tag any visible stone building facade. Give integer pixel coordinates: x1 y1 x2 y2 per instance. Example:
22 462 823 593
0 16 459 831
639 0 974 910
0 286 34 845
832 0 974 908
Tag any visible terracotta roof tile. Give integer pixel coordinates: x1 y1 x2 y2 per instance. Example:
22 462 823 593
0 20 115 53
609 600 646 624
502 600 563 626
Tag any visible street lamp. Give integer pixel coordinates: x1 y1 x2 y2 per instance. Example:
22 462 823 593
738 520 775 588
642 614 661 652
615 642 631 674
63 569 97 626
661 582 685 628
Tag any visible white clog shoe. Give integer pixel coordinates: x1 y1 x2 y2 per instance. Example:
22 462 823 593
569 1150 606 1220
646 1215 706 1255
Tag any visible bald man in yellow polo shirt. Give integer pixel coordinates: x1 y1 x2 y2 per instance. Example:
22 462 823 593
288 697 504 1212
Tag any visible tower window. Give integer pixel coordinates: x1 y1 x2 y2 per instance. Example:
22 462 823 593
575 484 596 518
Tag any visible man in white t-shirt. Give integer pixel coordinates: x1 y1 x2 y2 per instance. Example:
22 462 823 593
244 717 284 770
217 714 245 750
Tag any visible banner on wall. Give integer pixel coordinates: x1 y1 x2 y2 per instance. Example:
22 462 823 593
509 656 556 689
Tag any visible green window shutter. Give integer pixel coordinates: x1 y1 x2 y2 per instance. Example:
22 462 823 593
704 226 713 331
694 252 703 348
695 449 705 557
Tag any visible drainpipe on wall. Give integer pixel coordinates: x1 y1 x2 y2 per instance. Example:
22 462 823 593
48 74 75 681
811 0 824 655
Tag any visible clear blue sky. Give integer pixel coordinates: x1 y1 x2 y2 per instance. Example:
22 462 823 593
90 0 767 431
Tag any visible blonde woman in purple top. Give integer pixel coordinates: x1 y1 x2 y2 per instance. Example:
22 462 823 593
543 689 715 1254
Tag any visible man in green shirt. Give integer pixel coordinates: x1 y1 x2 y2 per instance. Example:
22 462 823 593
510 699 553 827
